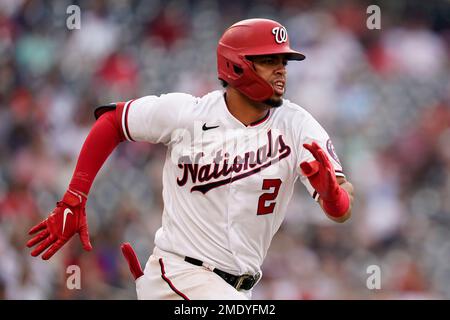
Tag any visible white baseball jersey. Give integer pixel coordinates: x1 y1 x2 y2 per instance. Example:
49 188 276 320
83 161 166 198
120 90 344 276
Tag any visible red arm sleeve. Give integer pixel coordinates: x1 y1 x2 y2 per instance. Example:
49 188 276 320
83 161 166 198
68 105 126 196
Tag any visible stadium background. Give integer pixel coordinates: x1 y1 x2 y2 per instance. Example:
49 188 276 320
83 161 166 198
0 0 449 299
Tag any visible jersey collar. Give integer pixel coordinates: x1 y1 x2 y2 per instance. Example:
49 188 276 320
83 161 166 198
221 93 273 129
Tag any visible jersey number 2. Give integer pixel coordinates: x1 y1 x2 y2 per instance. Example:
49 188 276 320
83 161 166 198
257 179 282 215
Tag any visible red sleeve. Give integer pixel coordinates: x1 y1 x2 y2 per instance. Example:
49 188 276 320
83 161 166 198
68 108 125 196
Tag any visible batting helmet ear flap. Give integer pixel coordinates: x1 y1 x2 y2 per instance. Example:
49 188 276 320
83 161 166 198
217 49 275 101
230 57 275 101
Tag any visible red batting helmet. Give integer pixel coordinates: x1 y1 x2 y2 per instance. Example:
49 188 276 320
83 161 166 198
217 18 305 102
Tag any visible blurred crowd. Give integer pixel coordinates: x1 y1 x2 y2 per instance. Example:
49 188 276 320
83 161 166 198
0 0 449 299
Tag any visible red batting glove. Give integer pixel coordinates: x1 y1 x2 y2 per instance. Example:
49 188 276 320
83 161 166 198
300 142 349 217
27 189 92 260
121 243 144 280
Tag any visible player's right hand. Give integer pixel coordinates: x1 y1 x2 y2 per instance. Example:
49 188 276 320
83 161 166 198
27 189 92 260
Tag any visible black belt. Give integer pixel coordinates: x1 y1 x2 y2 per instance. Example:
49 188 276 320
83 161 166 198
184 256 260 291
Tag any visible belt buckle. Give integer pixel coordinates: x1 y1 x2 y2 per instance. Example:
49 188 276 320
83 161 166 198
235 274 254 291
234 275 249 291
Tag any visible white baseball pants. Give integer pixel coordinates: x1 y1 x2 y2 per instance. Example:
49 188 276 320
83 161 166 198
135 247 252 300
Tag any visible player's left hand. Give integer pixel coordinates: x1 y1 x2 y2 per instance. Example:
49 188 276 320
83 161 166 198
27 189 92 260
300 141 340 202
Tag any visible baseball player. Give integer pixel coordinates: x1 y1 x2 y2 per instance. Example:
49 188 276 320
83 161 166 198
27 18 354 300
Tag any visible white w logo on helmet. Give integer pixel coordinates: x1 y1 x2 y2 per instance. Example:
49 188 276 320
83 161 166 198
272 26 288 44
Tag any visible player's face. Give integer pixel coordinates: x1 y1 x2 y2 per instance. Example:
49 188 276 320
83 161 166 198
249 54 288 107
